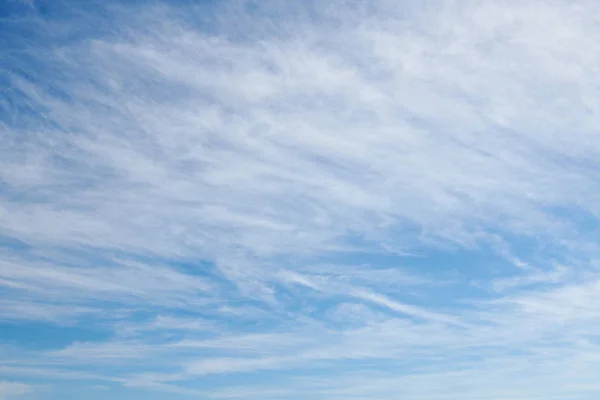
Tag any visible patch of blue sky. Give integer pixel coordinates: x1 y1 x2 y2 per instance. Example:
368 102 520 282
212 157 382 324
0 321 111 351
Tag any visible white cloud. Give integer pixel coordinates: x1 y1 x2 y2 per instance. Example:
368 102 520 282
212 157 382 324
4 1 600 260
4 0 600 399
0 381 32 400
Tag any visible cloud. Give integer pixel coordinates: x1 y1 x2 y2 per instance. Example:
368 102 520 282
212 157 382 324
491 264 570 292
3 0 600 399
0 381 32 400
3 1 598 260
0 252 213 309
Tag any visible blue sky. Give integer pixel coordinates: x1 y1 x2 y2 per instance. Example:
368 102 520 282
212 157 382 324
3 0 600 399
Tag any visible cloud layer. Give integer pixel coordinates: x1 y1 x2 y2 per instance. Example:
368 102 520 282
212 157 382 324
3 0 600 399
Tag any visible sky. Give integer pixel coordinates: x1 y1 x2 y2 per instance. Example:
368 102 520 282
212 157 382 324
3 0 600 399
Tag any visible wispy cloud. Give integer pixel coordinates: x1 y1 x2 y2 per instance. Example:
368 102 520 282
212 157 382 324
0 381 32 400
3 0 600 399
